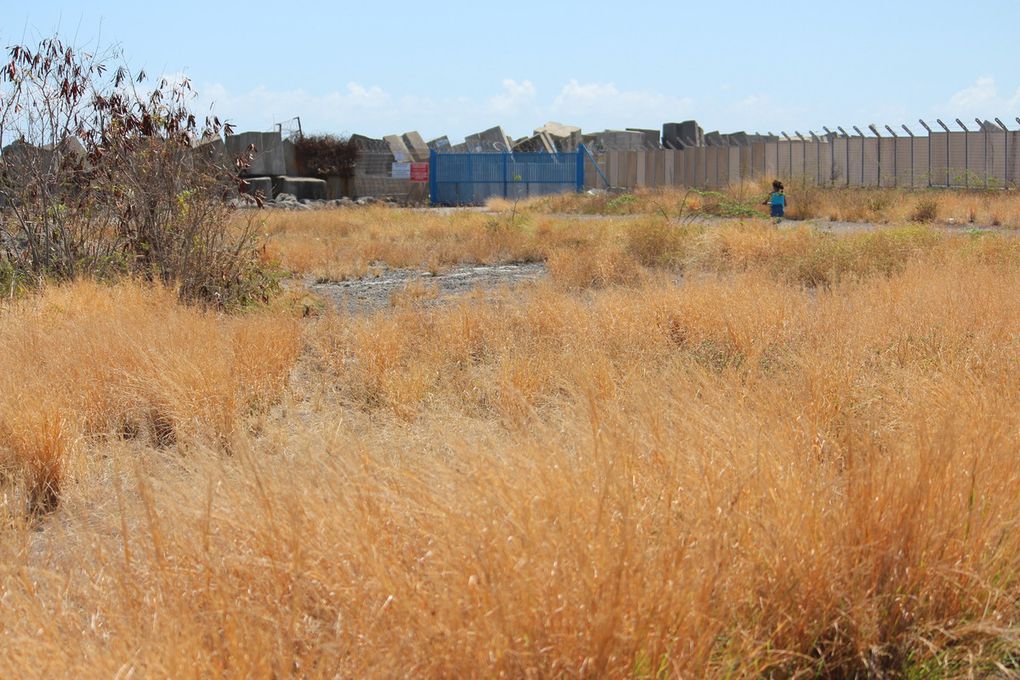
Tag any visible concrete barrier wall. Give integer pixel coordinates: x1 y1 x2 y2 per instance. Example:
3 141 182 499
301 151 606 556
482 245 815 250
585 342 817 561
586 131 1020 191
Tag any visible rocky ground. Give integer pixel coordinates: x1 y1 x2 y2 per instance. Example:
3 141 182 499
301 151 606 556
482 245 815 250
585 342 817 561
308 262 547 314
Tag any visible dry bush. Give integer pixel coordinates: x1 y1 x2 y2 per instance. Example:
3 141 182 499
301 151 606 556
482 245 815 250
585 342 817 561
292 133 359 179
0 36 269 306
623 217 697 267
910 195 941 222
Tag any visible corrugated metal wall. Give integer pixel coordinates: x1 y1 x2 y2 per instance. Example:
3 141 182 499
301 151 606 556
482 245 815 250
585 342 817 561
586 131 1020 190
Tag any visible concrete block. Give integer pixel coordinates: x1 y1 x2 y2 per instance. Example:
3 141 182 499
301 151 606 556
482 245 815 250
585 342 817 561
2 137 86 174
352 175 411 200
704 131 724 147
282 138 298 175
241 176 273 200
726 132 750 147
450 143 468 153
465 126 513 153
325 175 352 200
225 131 286 176
427 136 452 152
350 134 391 153
663 121 704 149
582 130 647 152
383 135 413 163
626 128 662 149
513 131 556 153
401 131 430 162
272 176 327 201
536 121 582 152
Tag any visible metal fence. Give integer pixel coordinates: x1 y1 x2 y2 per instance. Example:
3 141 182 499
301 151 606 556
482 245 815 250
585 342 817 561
586 118 1020 191
430 148 585 206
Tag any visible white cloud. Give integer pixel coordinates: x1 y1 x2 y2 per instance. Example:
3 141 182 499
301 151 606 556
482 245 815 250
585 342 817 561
551 80 694 126
944 76 1020 120
948 76 997 111
487 79 536 114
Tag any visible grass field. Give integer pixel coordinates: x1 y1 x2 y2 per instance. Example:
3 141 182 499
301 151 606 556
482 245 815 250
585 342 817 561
2 193 1020 677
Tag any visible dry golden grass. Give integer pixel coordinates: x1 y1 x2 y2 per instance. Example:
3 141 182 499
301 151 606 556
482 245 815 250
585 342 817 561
260 205 544 281
0 280 301 513
4 210 1020 677
535 180 1020 228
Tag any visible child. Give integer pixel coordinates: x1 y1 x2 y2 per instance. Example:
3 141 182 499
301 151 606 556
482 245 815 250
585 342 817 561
763 180 786 222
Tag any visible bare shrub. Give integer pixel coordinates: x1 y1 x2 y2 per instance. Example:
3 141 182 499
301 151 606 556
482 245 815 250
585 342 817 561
0 36 271 306
292 133 360 179
911 196 940 222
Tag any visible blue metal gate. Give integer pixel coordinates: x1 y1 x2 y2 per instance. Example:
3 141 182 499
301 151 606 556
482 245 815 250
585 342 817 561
429 147 585 206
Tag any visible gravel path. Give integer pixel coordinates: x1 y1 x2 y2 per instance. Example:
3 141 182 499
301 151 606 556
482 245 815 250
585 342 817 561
309 262 546 314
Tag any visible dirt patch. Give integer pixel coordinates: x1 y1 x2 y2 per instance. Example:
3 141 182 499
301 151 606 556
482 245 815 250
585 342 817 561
310 262 546 313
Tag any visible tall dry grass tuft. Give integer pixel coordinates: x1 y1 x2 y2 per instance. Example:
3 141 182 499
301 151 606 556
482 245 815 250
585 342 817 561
0 280 301 511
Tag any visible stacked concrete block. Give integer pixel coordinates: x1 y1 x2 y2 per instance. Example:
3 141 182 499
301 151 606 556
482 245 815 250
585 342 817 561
240 176 273 199
535 121 582 151
427 136 452 153
704 131 724 147
582 130 648 152
726 132 750 147
626 128 662 149
226 131 286 176
190 135 227 166
662 121 704 149
282 138 299 175
465 126 513 153
2 137 87 174
352 175 411 200
350 134 391 153
383 134 414 163
513 131 556 153
401 131 430 162
272 176 327 201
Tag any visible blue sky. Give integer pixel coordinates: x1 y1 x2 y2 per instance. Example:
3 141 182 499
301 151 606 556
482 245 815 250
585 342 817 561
7 1 1019 142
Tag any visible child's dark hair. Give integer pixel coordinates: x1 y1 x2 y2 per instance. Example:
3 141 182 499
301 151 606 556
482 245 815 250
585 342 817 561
772 179 784 192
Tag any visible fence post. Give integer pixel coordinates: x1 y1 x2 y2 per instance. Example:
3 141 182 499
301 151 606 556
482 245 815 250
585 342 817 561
429 149 437 205
956 119 970 188
919 120 933 187
936 120 951 187
976 118 988 188
996 119 1010 187
809 131 818 186
884 125 898 187
837 127 850 186
502 151 509 199
852 126 866 186
575 147 584 192
902 125 915 188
